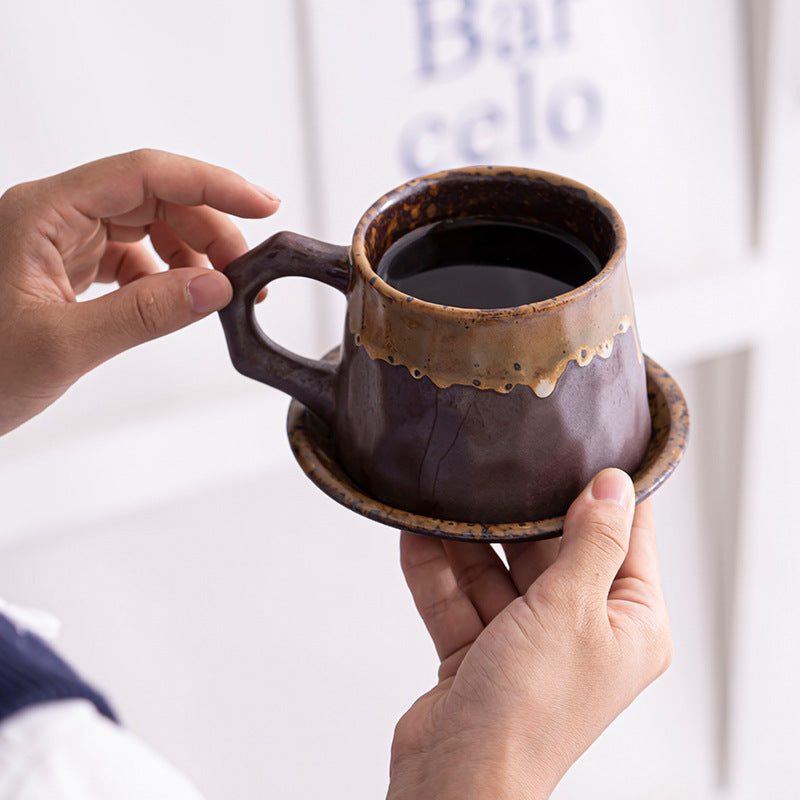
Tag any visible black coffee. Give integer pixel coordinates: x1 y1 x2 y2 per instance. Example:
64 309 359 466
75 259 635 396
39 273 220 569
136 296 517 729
377 218 601 309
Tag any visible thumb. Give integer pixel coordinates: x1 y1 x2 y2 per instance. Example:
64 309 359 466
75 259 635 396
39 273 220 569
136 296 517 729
67 268 232 372
553 468 636 597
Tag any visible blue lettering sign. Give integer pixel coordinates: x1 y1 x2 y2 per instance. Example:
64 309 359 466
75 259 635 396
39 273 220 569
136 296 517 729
415 0 482 79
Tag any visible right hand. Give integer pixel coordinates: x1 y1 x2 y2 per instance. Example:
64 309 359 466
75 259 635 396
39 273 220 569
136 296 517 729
390 469 672 799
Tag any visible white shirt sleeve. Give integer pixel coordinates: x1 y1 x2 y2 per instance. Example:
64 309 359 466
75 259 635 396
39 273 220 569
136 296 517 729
0 699 205 800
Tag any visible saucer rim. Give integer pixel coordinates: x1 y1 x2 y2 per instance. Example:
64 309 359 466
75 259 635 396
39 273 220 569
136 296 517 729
286 355 689 542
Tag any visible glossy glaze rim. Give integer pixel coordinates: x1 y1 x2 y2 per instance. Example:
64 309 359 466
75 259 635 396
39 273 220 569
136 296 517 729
350 166 626 320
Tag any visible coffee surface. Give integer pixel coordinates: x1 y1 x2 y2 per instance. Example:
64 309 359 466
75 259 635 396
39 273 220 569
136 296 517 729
377 218 601 309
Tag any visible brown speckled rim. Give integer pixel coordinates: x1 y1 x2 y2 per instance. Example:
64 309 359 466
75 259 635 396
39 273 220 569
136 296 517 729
286 354 689 542
351 165 627 320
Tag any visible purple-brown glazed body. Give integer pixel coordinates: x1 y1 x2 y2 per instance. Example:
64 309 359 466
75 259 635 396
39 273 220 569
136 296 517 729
333 167 651 522
333 325 650 522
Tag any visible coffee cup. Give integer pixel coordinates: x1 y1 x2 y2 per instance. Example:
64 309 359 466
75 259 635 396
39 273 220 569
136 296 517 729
219 166 653 524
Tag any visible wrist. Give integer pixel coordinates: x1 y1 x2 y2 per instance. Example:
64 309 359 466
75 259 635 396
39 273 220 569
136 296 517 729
387 723 560 800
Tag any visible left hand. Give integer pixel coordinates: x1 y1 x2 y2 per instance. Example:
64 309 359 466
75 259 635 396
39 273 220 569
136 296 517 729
0 149 280 435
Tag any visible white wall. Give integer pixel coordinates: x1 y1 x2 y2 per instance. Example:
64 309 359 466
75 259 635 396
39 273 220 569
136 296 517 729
0 1 797 798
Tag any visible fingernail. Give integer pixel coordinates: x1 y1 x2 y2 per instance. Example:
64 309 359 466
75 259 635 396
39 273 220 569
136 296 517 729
590 469 634 509
187 273 231 314
250 182 281 203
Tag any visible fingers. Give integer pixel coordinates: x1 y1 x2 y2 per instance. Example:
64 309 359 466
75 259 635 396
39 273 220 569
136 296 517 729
608 498 669 619
503 538 561 594
96 242 159 286
441 540 519 625
98 212 245 291
147 219 212 271
96 225 211 286
548 469 636 600
608 498 673 681
157 203 249 268
146 219 267 301
614 498 659 587
65 267 233 373
45 149 280 223
107 202 250 270
25 150 278 278
400 532 484 663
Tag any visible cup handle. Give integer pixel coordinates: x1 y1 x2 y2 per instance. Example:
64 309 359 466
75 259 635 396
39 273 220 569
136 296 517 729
218 231 350 425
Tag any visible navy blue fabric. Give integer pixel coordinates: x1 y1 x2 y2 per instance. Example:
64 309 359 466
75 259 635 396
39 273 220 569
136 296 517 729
0 613 116 724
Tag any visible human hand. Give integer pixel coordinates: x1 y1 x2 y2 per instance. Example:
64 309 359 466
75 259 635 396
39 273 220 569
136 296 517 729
0 149 280 435
390 469 672 800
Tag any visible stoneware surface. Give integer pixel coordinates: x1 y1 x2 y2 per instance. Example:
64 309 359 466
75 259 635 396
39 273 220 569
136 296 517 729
286 353 689 542
221 167 670 524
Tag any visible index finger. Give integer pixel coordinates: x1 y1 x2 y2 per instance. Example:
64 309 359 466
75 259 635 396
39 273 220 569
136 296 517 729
42 149 280 221
400 531 484 663
612 498 661 586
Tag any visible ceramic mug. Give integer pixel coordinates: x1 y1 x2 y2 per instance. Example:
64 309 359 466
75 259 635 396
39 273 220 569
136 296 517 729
219 167 652 523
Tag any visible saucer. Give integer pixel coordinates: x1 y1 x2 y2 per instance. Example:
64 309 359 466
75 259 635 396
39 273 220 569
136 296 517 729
286 355 689 542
